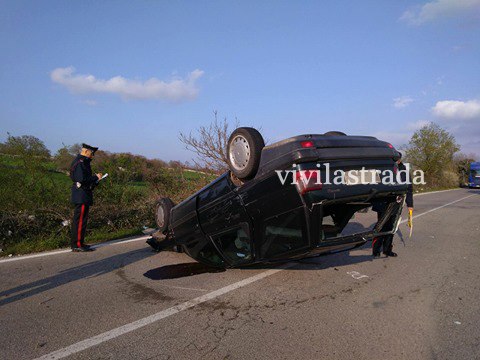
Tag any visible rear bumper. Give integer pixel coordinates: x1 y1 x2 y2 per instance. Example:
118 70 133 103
257 146 398 178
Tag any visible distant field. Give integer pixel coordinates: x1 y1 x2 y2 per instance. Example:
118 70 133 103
0 154 216 191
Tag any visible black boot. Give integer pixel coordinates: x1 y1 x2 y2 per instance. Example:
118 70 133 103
146 237 161 252
72 246 94 252
382 235 396 257
383 250 397 257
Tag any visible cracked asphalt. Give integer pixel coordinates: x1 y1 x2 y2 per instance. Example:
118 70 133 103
1 188 479 360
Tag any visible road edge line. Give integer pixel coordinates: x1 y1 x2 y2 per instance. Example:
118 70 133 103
0 235 150 264
34 262 295 360
413 188 462 197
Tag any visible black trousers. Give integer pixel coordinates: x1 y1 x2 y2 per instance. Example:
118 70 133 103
71 204 90 249
372 210 395 254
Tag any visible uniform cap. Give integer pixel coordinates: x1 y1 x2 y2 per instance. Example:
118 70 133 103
82 143 99 153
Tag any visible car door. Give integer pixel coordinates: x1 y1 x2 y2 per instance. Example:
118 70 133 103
197 174 254 266
238 173 311 260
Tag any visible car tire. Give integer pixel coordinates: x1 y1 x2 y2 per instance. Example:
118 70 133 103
227 127 265 180
324 131 347 136
155 197 174 233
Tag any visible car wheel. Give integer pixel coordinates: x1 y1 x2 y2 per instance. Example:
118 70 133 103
155 197 174 233
227 127 265 180
324 131 347 136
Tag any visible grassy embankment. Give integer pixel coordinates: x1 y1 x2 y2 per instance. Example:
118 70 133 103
0 154 215 256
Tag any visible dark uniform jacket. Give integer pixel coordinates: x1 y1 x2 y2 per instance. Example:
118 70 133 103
399 162 414 208
372 161 413 212
70 155 98 205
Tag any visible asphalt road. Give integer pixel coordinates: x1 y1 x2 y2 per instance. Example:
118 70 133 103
1 188 479 360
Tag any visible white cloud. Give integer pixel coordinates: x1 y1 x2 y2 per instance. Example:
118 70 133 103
400 0 480 25
430 98 480 157
407 119 431 130
432 99 480 119
393 96 414 109
51 67 204 102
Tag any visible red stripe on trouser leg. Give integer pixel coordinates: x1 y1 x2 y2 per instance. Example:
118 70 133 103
372 238 378 248
77 204 85 248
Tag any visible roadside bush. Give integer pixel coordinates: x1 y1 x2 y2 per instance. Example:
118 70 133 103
454 152 477 186
1 133 51 158
53 143 81 172
441 170 460 189
146 166 213 204
0 152 70 251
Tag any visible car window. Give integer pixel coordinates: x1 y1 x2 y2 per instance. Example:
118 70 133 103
198 175 232 208
261 208 308 258
212 224 252 265
192 241 225 267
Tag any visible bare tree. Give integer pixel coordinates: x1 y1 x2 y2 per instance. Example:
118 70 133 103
179 111 238 173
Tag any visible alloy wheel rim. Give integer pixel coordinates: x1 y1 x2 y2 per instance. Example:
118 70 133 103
229 135 250 171
156 206 164 227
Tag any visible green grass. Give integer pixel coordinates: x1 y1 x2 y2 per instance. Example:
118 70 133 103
0 154 216 184
130 181 147 187
2 237 69 256
0 153 56 169
1 227 144 256
2 154 225 256
49 170 71 184
0 154 24 166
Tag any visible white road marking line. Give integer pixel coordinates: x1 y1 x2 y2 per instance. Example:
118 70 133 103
0 236 150 264
91 236 150 249
413 188 462 197
0 249 72 263
34 262 296 360
347 271 369 279
32 193 475 359
399 194 476 225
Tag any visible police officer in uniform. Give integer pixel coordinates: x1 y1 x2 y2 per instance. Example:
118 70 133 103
70 144 102 252
372 152 413 257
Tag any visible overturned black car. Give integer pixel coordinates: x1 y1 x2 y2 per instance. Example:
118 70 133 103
148 128 408 268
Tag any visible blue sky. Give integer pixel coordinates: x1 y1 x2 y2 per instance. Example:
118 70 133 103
1 0 479 162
